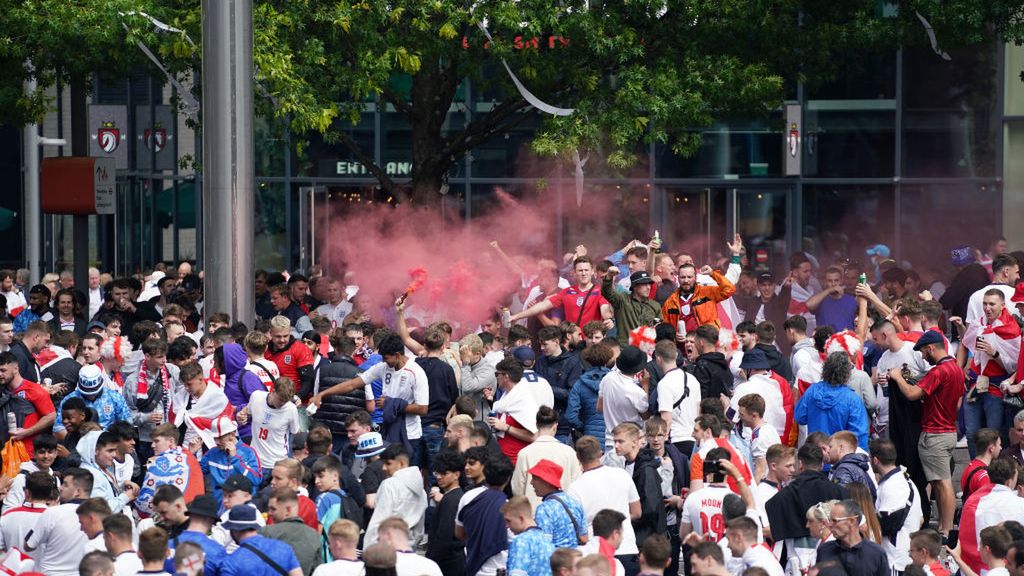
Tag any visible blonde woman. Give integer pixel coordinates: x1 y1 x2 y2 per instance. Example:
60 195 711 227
785 501 839 576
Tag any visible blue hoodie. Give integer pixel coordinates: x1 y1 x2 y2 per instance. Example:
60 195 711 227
829 452 877 499
794 381 869 450
566 366 608 441
221 343 266 439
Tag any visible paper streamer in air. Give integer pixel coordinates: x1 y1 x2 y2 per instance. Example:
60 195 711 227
572 149 589 207
120 12 201 117
915 11 952 61
474 21 575 116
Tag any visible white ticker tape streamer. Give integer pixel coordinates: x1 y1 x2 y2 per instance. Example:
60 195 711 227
572 149 589 207
121 12 201 117
915 11 952 61
121 11 196 45
475 21 575 116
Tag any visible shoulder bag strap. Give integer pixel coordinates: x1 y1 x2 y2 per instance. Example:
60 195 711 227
549 493 584 545
576 287 596 327
239 541 289 576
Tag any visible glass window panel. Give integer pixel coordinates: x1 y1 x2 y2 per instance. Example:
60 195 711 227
802 185 895 267
737 189 789 274
899 183 1000 268
806 51 896 100
254 182 289 271
804 109 894 177
562 184 651 256
662 188 727 265
655 116 783 178
1007 44 1024 116
902 46 998 177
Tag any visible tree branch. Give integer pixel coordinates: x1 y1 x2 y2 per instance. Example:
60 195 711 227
379 84 415 120
441 95 530 158
335 130 398 194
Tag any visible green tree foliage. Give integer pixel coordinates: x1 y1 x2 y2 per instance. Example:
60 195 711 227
6 1 1024 201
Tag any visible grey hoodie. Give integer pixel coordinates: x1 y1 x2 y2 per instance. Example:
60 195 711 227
790 338 818 379
363 465 427 547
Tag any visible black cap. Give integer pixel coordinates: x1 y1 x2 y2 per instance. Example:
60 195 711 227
913 330 945 351
221 473 253 494
185 494 221 521
629 271 655 288
181 273 203 292
301 330 321 345
757 273 773 284
616 345 647 375
29 284 51 299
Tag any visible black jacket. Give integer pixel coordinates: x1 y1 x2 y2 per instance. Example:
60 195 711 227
536 350 583 433
47 315 88 337
756 343 793 382
9 340 40 383
685 352 733 400
736 283 792 337
940 263 990 322
427 486 466 576
313 355 365 435
631 447 667 546
417 357 458 427
765 470 847 540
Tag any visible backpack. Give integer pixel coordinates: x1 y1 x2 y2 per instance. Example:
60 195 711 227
319 488 365 560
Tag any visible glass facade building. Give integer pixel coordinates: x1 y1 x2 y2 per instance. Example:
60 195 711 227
3 40 1019 276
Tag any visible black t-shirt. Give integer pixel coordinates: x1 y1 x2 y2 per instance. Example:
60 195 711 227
416 357 458 427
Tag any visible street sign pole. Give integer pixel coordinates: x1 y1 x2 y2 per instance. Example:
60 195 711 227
201 0 255 327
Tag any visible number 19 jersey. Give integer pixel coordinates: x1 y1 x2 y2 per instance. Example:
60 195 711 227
681 484 732 542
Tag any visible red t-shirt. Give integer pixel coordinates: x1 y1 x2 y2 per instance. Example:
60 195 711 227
690 438 753 494
266 339 314 385
11 380 55 456
497 415 531 466
960 458 990 497
916 357 966 434
547 285 608 326
266 494 318 530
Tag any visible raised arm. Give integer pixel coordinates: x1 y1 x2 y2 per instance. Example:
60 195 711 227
509 298 555 323
489 241 525 276
394 300 425 356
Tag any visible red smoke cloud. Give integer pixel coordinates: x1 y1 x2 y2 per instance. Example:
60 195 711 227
320 181 669 332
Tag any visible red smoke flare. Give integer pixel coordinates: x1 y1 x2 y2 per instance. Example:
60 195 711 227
397 267 429 305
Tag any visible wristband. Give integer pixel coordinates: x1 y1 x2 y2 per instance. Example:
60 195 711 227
731 255 741 264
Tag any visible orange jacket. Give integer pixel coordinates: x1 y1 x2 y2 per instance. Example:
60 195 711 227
660 270 736 329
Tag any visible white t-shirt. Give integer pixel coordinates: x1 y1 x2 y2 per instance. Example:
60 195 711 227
567 466 641 555
4 464 59 510
874 342 930 427
975 485 1024 544
875 468 923 571
750 425 782 462
730 375 786 438
681 484 732 542
312 558 364 576
247 390 301 468
84 533 106 553
315 301 354 328
245 359 280 389
742 544 785 576
113 550 144 576
967 284 1018 326
657 368 702 444
24 502 88 576
0 502 47 557
361 360 429 440
396 551 443 576
598 370 649 447
578 539 626 575
520 371 554 409
3 290 26 317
